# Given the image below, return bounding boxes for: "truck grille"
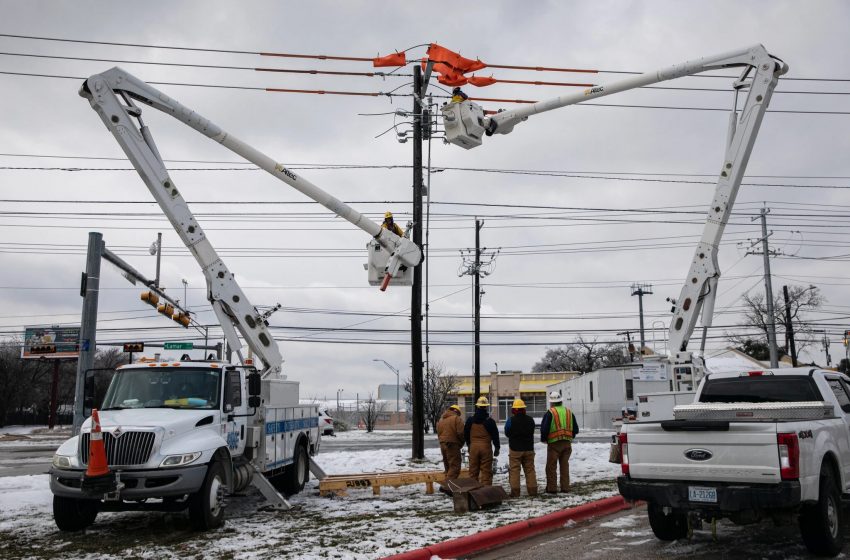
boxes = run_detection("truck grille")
[80,431,156,466]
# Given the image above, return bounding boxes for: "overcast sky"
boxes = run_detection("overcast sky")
[1,1,848,401]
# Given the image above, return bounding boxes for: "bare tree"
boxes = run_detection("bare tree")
[403,363,460,433]
[359,393,387,433]
[728,285,823,356]
[532,335,628,373]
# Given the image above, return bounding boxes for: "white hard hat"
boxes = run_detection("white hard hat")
[549,391,562,401]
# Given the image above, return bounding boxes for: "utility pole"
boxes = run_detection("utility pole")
[747,207,779,368]
[73,232,103,435]
[782,285,798,367]
[474,219,483,400]
[410,64,425,460]
[459,220,500,402]
[618,331,635,362]
[630,283,653,357]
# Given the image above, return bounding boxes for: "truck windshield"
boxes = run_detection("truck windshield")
[101,368,221,410]
[699,375,822,403]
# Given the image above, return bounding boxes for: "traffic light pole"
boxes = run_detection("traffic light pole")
[73,232,103,436]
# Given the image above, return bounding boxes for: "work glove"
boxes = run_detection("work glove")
[494,448,500,457]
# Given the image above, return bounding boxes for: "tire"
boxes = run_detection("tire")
[281,442,308,496]
[188,460,226,530]
[800,464,843,557]
[647,501,688,541]
[53,496,98,531]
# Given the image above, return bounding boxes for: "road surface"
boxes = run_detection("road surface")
[473,502,846,559]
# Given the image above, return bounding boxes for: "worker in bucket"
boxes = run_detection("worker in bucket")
[464,396,500,486]
[451,87,469,103]
[504,398,538,497]
[437,404,465,495]
[381,211,404,236]
[540,391,578,493]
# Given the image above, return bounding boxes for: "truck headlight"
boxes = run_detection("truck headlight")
[52,454,73,469]
[160,452,201,467]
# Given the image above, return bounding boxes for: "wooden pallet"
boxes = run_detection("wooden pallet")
[319,469,468,497]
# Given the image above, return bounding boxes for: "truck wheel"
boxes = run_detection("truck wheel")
[800,464,843,557]
[188,460,226,530]
[53,496,98,531]
[282,443,308,496]
[647,501,687,541]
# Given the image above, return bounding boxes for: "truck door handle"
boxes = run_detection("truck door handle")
[241,425,244,440]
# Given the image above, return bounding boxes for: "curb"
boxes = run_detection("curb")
[383,494,634,560]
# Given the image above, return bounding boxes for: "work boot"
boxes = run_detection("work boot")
[545,488,557,494]
[509,489,520,498]
[439,485,453,497]
[528,486,538,497]
[560,486,571,493]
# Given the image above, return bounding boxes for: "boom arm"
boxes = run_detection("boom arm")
[443,44,787,369]
[81,67,421,378]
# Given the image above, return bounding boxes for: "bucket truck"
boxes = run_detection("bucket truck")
[49,67,421,531]
[443,44,787,416]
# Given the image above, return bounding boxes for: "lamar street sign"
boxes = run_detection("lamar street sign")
[163,342,193,350]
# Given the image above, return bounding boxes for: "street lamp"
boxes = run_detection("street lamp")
[336,389,343,415]
[374,359,400,413]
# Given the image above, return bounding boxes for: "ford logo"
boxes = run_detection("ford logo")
[684,448,713,461]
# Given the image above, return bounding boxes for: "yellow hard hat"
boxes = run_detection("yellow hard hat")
[512,398,526,409]
[385,211,393,219]
[449,404,461,413]
[475,396,489,407]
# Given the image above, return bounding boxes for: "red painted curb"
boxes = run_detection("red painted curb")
[383,494,634,560]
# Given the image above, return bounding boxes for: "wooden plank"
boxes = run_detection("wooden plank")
[318,468,469,497]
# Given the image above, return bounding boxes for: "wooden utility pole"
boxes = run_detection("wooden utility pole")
[410,65,425,460]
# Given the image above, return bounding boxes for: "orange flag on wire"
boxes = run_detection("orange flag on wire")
[467,75,497,87]
[373,52,407,67]
[425,43,486,73]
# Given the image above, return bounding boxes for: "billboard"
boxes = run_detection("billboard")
[22,326,81,359]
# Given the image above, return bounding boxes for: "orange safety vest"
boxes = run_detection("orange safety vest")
[547,406,574,443]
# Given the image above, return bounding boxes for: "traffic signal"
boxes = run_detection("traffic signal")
[844,330,850,347]
[123,342,144,353]
[140,291,160,307]
[172,312,191,328]
[157,302,175,317]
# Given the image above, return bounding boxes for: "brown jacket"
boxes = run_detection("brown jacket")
[436,410,464,445]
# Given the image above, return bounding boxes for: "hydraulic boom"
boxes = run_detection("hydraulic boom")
[81,68,421,378]
[443,44,787,386]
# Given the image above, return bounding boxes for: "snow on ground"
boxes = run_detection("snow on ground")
[0,440,619,560]
[0,425,70,447]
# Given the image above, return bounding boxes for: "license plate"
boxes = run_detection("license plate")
[688,486,717,503]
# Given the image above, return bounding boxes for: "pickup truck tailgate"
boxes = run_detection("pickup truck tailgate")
[628,421,780,484]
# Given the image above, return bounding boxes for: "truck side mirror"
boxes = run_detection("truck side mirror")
[248,372,261,408]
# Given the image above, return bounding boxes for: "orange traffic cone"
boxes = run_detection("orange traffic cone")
[86,409,110,478]
[81,409,115,495]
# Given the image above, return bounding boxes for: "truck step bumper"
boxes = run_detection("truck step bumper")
[617,476,801,512]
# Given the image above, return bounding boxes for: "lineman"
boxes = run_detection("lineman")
[540,391,578,493]
[381,211,404,237]
[504,398,538,497]
[437,404,465,488]
[464,396,500,486]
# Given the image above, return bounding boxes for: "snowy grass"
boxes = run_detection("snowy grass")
[0,441,619,559]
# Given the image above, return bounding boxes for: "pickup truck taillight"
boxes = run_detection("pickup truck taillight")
[618,433,629,476]
[777,432,799,480]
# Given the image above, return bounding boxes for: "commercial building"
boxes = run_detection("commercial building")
[451,370,579,421]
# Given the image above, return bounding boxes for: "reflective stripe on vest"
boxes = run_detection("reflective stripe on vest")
[547,406,573,443]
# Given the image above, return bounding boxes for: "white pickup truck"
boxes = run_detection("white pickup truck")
[617,367,850,557]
